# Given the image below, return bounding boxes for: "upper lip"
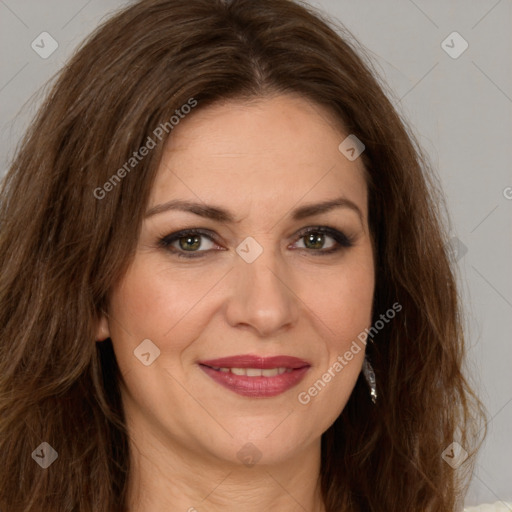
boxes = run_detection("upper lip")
[199,354,310,369]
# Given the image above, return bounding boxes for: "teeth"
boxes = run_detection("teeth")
[246,368,262,377]
[210,366,293,376]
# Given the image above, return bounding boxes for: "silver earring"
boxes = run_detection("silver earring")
[362,357,377,404]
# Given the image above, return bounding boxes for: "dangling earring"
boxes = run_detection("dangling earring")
[362,357,377,404]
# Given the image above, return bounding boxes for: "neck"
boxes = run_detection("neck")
[124,421,326,512]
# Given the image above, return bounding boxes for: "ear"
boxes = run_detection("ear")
[95,309,111,342]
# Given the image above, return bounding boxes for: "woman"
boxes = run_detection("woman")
[0,0,498,510]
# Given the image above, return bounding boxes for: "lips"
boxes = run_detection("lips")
[199,355,310,370]
[198,354,311,398]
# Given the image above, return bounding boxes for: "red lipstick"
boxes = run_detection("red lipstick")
[198,354,310,398]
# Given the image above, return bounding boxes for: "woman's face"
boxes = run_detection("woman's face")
[98,93,374,467]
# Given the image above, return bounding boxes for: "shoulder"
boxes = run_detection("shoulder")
[464,503,512,511]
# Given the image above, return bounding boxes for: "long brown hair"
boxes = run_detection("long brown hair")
[0,0,486,510]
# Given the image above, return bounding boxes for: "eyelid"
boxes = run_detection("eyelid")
[157,228,221,255]
[158,225,355,258]
[292,226,354,247]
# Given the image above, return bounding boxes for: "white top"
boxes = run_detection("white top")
[464,503,512,511]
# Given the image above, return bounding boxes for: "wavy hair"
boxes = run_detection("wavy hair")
[0,0,486,510]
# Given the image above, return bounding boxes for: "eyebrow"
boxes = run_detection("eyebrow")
[144,196,364,224]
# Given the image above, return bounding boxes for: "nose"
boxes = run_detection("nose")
[224,241,301,338]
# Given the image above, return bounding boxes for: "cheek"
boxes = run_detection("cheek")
[107,256,224,367]
[304,258,375,349]
[109,245,374,349]
[294,264,373,431]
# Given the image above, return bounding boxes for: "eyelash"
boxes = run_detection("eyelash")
[157,226,354,259]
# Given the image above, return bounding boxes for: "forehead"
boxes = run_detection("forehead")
[149,94,368,222]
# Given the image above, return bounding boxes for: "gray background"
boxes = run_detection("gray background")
[1,0,511,507]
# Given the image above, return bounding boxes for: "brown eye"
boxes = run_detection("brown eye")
[159,229,219,258]
[292,227,354,254]
[299,231,335,250]
[159,226,353,260]
[176,234,203,252]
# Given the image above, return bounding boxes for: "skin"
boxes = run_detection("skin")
[96,93,375,512]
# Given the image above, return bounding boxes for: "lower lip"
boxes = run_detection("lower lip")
[199,365,310,398]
